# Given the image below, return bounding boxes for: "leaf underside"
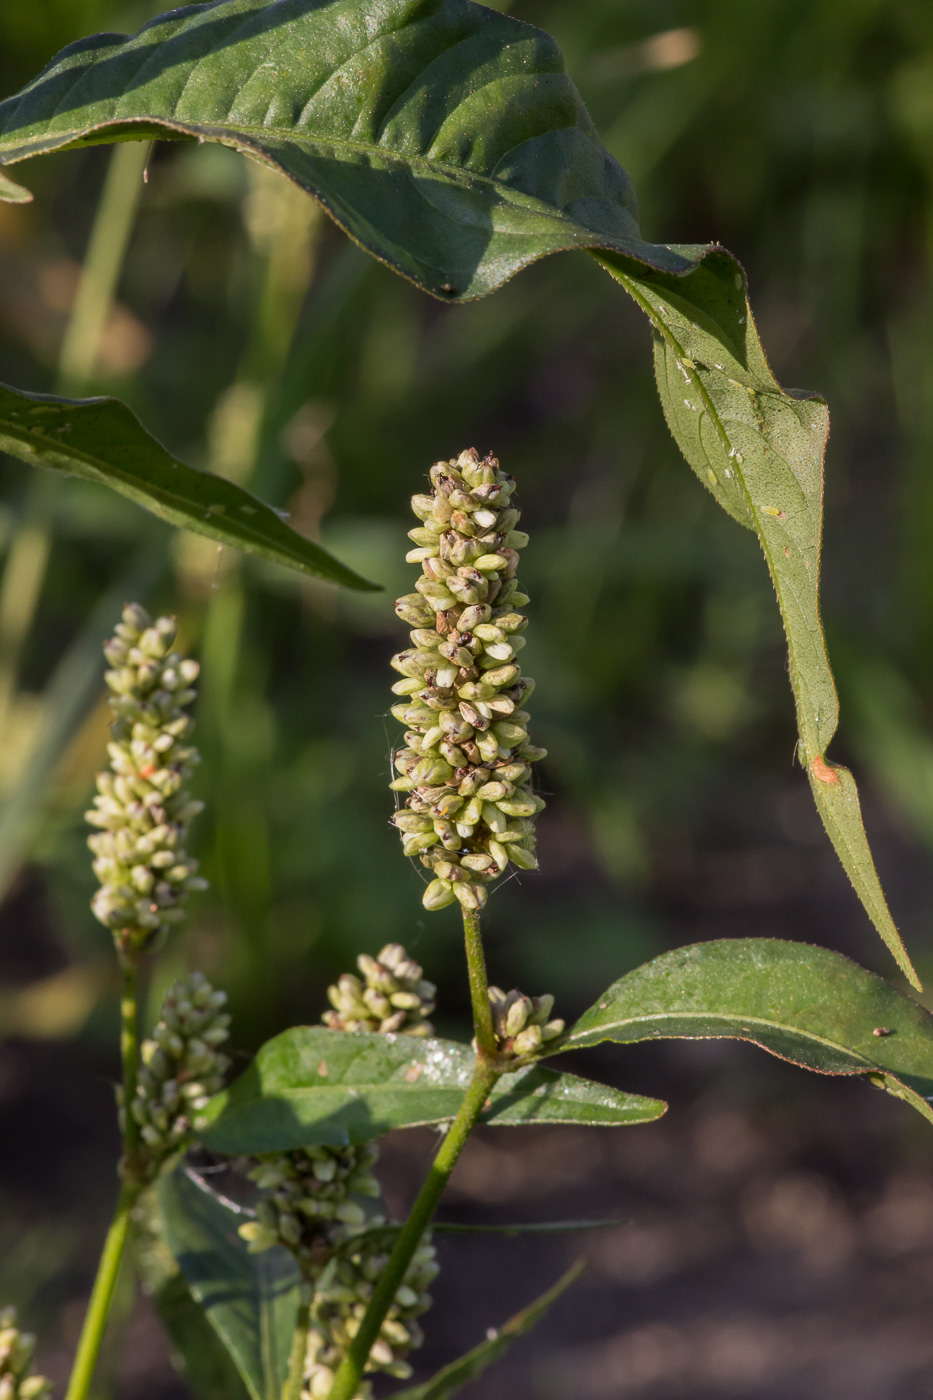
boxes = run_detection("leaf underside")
[198,1026,665,1155]
[0,0,915,979]
[389,1261,585,1400]
[0,383,377,590]
[158,1166,301,1400]
[562,939,933,1125]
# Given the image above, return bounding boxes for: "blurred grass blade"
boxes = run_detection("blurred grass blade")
[561,938,933,1125]
[389,1262,585,1400]
[0,552,162,901]
[198,1027,665,1154]
[0,383,378,589]
[594,250,919,988]
[0,168,31,201]
[158,1166,300,1400]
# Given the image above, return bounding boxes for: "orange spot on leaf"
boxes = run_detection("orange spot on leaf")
[404,1063,423,1083]
[810,754,839,785]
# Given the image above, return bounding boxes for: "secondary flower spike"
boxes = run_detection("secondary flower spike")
[86,604,206,953]
[390,449,545,911]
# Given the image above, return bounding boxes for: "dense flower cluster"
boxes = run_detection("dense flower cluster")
[0,1309,51,1400]
[238,1145,379,1273]
[390,449,545,912]
[487,986,564,1058]
[323,943,436,1036]
[305,1236,439,1398]
[86,604,205,952]
[132,972,231,1181]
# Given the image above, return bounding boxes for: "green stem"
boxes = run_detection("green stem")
[119,948,141,1160]
[461,905,497,1060]
[63,1182,139,1400]
[283,1281,313,1400]
[326,1061,498,1400]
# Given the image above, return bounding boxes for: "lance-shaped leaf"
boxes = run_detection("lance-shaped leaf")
[197,1027,665,1155]
[593,252,919,988]
[390,1262,584,1400]
[560,939,933,1125]
[0,383,376,589]
[0,0,912,977]
[158,1166,301,1400]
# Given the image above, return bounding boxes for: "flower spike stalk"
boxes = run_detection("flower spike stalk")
[390,449,545,913]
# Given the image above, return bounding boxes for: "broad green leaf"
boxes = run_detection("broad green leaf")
[561,939,933,1126]
[158,1165,301,1400]
[0,0,911,977]
[153,1272,252,1400]
[197,1027,665,1154]
[0,383,377,590]
[594,252,919,988]
[390,1262,584,1400]
[0,0,690,301]
[0,169,31,202]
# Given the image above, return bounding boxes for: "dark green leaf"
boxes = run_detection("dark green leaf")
[0,383,377,590]
[153,1271,252,1400]
[561,939,933,1125]
[0,0,909,975]
[594,252,919,988]
[158,1165,301,1400]
[197,1027,665,1154]
[0,0,688,301]
[389,1262,584,1400]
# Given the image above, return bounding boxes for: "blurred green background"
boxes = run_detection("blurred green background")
[2,1,933,1395]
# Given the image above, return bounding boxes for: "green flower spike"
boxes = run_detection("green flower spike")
[237,1145,380,1275]
[323,943,436,1037]
[486,986,565,1058]
[131,972,231,1182]
[390,448,546,912]
[0,1308,51,1400]
[86,603,206,953]
[305,1236,439,1397]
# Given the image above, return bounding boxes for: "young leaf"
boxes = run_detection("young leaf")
[197,1027,665,1155]
[389,1261,584,1400]
[560,939,933,1125]
[0,383,378,590]
[0,0,910,975]
[158,1165,301,1400]
[594,251,920,989]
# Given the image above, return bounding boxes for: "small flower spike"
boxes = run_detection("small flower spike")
[485,986,565,1058]
[87,604,205,953]
[0,1308,51,1400]
[323,944,436,1037]
[390,449,545,912]
[131,972,230,1182]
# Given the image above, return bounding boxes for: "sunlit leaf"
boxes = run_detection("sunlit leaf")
[197,1027,665,1154]
[158,1166,301,1400]
[560,939,933,1124]
[594,252,920,988]
[0,383,377,590]
[389,1262,584,1400]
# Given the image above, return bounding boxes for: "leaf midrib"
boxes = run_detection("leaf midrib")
[565,1008,886,1065]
